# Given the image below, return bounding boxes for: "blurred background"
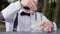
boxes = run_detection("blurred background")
[0,0,60,32]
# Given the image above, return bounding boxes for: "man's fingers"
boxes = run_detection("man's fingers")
[45,26,52,32]
[33,0,38,3]
[28,0,37,11]
[28,2,33,10]
[48,28,52,32]
[38,21,53,32]
[33,0,38,10]
[31,1,37,11]
[33,0,38,6]
[38,26,44,32]
[38,22,45,32]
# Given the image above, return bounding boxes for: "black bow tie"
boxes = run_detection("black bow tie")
[20,12,30,16]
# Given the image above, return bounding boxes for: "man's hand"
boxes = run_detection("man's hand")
[21,0,38,11]
[38,21,53,32]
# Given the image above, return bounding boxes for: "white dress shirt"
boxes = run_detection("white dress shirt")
[1,1,57,32]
